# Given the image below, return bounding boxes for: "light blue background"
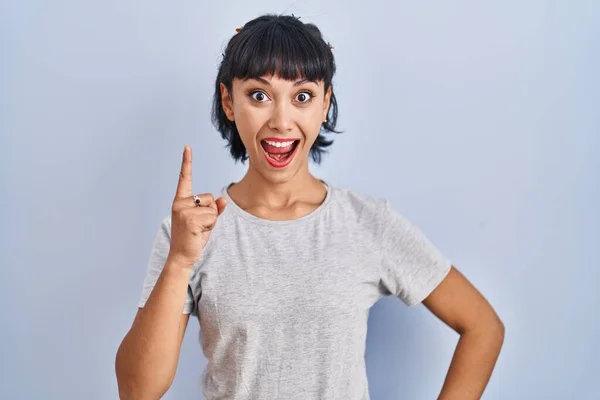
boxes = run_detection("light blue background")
[1,1,598,399]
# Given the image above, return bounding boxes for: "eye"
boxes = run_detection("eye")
[250,90,270,102]
[295,91,314,103]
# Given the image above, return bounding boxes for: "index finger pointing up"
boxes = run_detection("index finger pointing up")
[176,146,193,198]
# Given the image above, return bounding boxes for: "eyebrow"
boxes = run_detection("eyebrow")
[247,77,318,87]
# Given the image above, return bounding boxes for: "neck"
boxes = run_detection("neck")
[231,162,323,209]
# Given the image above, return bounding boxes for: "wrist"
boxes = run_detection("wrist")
[165,253,197,271]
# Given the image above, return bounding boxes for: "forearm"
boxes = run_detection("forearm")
[437,322,505,400]
[115,257,192,399]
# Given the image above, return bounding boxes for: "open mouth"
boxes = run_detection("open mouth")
[260,139,300,168]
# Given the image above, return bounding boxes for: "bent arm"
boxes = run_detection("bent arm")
[423,266,505,400]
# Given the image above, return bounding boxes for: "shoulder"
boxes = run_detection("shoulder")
[329,185,387,214]
[327,184,397,233]
[158,216,172,231]
[327,184,422,234]
[150,216,172,243]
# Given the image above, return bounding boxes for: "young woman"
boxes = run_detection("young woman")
[116,13,504,400]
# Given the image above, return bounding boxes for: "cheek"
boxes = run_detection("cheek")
[297,109,325,140]
[234,104,264,141]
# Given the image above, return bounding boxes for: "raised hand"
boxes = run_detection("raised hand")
[167,146,227,268]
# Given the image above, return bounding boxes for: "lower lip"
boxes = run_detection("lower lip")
[263,142,300,169]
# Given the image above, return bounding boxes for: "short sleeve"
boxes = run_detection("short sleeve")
[138,218,197,315]
[379,201,452,306]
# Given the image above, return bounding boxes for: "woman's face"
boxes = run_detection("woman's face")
[220,75,331,184]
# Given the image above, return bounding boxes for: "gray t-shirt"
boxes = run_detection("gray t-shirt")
[139,182,451,400]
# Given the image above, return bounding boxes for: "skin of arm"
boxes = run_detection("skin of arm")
[115,256,193,400]
[422,266,505,400]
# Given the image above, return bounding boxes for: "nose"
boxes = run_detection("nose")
[267,101,294,133]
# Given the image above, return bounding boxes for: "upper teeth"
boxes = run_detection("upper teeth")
[265,140,295,147]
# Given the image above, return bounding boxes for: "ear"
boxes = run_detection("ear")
[322,85,332,122]
[220,82,235,121]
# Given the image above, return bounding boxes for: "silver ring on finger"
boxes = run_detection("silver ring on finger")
[192,194,202,207]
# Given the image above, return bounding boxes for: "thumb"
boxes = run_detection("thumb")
[215,197,227,216]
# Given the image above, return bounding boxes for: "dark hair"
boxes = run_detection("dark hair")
[211,14,340,164]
